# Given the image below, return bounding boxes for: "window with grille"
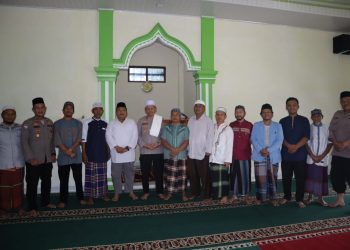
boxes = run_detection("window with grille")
[128,66,166,83]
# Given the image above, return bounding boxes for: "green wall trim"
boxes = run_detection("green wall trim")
[100,81,106,110]
[96,9,118,82]
[193,71,218,84]
[95,66,119,81]
[193,17,217,118]
[208,83,213,118]
[113,23,201,71]
[98,9,114,67]
[201,17,215,71]
[108,81,114,120]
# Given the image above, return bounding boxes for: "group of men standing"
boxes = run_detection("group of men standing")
[1,91,350,217]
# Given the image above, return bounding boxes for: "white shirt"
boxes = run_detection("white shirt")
[210,123,234,164]
[106,118,138,163]
[187,114,214,160]
[264,125,270,147]
[306,123,331,167]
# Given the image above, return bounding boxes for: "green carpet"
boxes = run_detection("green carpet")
[1,189,350,250]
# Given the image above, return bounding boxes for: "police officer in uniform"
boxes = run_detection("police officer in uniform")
[22,97,56,217]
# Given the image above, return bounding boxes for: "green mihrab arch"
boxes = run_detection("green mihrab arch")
[112,23,201,71]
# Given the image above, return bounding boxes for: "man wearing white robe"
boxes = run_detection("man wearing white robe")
[187,100,214,200]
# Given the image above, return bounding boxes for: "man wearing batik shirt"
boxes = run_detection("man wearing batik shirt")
[0,105,25,216]
[82,102,110,205]
[229,105,253,203]
[22,97,56,217]
[187,100,214,200]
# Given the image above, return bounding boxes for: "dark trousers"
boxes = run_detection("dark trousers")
[281,160,306,202]
[25,162,53,210]
[187,156,211,198]
[58,163,84,203]
[331,156,350,193]
[140,154,164,194]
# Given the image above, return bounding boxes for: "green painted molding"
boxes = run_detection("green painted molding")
[94,66,119,81]
[113,23,201,71]
[193,70,218,84]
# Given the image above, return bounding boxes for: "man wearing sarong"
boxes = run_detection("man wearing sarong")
[209,107,233,203]
[82,102,110,205]
[304,109,332,206]
[251,104,284,206]
[328,91,350,208]
[54,101,86,208]
[0,106,25,216]
[229,105,253,203]
[106,102,138,202]
[187,100,214,200]
[161,108,189,201]
[137,100,164,200]
[22,97,56,217]
[279,97,310,208]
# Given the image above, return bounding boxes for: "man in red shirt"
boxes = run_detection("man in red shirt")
[229,105,253,203]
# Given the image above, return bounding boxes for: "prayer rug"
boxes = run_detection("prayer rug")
[1,192,350,249]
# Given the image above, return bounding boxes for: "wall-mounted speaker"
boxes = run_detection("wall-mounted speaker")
[333,34,350,55]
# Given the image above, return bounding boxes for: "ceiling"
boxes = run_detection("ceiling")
[1,0,350,32]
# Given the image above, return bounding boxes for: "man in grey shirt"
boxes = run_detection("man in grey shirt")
[329,91,350,207]
[22,97,56,217]
[54,101,86,208]
[137,100,164,200]
[0,105,25,216]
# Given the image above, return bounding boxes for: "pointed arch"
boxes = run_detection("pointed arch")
[112,23,201,71]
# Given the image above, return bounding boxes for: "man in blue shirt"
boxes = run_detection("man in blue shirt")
[279,97,310,208]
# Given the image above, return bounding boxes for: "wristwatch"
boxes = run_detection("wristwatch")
[125,146,130,151]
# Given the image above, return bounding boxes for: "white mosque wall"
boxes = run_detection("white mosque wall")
[1,6,350,191]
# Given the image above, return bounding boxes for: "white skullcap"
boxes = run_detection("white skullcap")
[194,100,206,106]
[216,107,227,114]
[2,105,16,112]
[92,102,103,109]
[145,99,156,107]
